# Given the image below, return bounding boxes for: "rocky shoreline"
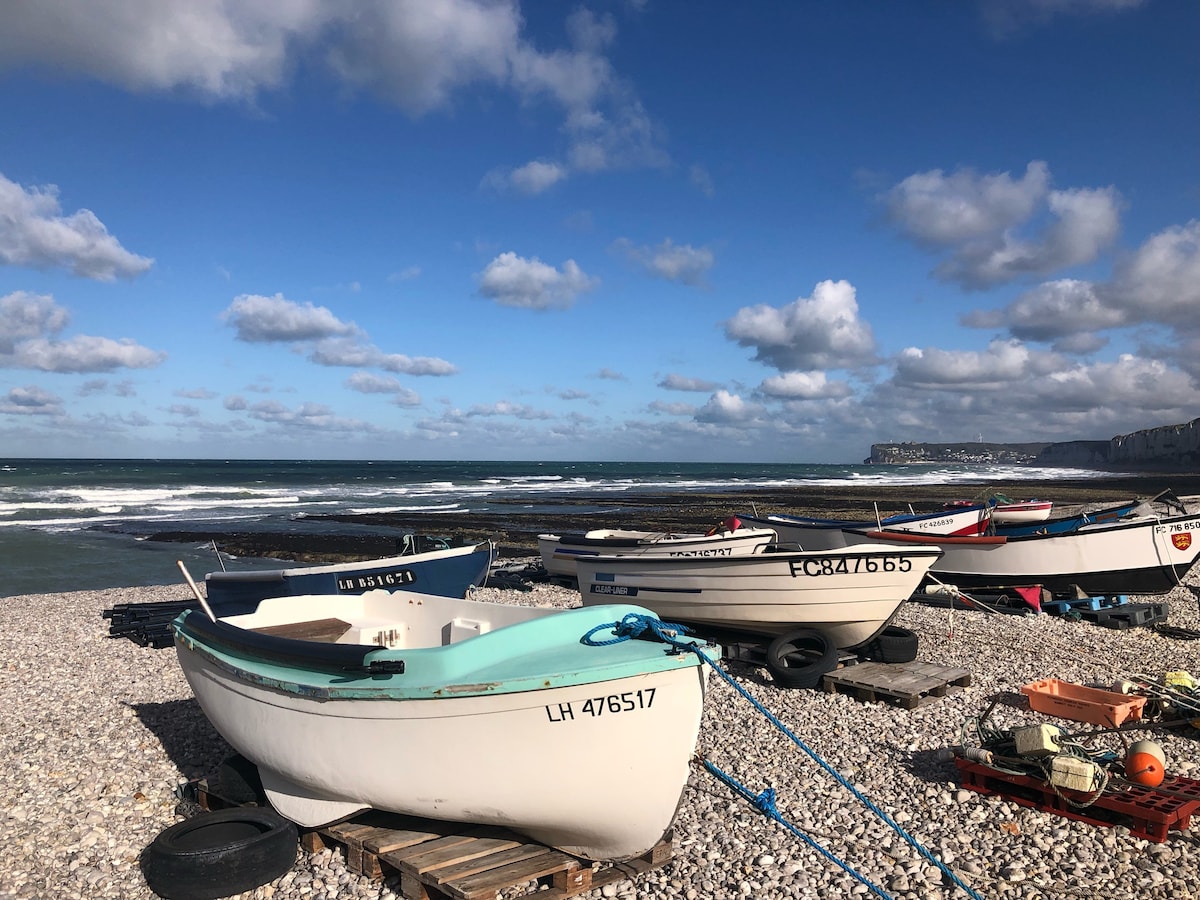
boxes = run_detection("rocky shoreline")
[5,569,1200,899]
[139,473,1200,563]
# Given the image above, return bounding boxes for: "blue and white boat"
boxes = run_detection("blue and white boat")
[203,540,495,616]
[173,590,715,862]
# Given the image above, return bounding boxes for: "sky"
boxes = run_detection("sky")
[0,0,1197,464]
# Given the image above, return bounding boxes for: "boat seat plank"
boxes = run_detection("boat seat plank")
[250,618,352,643]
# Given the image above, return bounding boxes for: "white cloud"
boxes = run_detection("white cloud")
[759,371,854,400]
[695,390,756,424]
[724,280,877,371]
[0,291,69,352]
[689,164,714,197]
[484,160,568,195]
[882,162,1120,288]
[0,4,668,181]
[174,387,217,400]
[312,338,457,376]
[0,173,153,280]
[615,238,714,286]
[659,373,721,392]
[893,339,1061,390]
[478,252,598,310]
[960,221,1200,348]
[223,293,361,343]
[345,371,421,407]
[466,400,554,420]
[10,335,166,373]
[0,384,63,416]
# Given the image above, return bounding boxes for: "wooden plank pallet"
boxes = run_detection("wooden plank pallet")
[954,758,1200,843]
[195,780,671,900]
[822,660,972,709]
[301,812,673,900]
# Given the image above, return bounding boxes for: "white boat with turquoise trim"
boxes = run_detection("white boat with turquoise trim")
[172,590,716,862]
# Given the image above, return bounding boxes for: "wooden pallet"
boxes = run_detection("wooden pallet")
[300,812,672,900]
[822,660,972,708]
[195,780,671,899]
[954,758,1200,843]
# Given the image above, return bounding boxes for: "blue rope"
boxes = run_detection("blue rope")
[703,764,893,900]
[580,611,694,646]
[581,614,983,900]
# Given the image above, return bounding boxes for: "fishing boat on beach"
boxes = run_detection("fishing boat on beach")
[202,540,495,616]
[737,503,990,551]
[173,590,716,861]
[574,543,943,648]
[847,497,1200,596]
[537,516,777,581]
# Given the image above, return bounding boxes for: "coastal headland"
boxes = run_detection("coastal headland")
[144,472,1200,563]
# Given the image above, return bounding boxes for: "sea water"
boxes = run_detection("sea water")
[0,458,1110,597]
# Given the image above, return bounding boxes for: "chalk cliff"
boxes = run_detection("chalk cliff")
[867,418,1200,471]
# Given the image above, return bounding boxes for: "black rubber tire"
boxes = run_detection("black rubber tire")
[764,628,839,689]
[140,807,298,900]
[214,753,266,806]
[861,626,919,663]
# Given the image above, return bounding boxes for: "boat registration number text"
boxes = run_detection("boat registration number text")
[789,556,912,577]
[545,688,656,722]
[666,547,732,557]
[337,569,416,591]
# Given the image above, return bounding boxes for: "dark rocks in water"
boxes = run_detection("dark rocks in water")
[124,474,1200,565]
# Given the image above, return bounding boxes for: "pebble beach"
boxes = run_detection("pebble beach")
[5,560,1200,900]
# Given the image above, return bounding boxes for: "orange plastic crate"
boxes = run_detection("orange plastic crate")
[1020,677,1146,727]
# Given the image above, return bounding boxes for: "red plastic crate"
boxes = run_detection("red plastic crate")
[954,757,1200,842]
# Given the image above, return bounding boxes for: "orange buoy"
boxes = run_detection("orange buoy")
[1125,740,1166,787]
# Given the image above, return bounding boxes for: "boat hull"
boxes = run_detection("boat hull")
[174,597,711,862]
[537,527,777,580]
[204,542,494,616]
[851,510,1200,596]
[741,505,987,552]
[575,545,943,647]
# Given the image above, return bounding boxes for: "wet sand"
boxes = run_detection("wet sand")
[144,472,1200,562]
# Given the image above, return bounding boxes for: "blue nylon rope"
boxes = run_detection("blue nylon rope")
[582,613,984,900]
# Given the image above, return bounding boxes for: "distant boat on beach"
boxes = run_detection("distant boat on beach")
[537,517,777,581]
[849,493,1200,596]
[202,540,495,616]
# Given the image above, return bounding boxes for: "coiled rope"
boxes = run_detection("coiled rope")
[581,613,984,900]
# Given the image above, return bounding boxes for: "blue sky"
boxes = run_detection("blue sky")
[0,0,1196,463]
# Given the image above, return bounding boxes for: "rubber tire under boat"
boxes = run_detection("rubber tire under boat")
[860,626,920,664]
[764,628,839,689]
[214,753,267,806]
[140,807,298,900]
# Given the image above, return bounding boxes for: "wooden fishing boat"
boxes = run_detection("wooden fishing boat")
[847,502,1200,596]
[538,517,777,580]
[987,493,1157,537]
[574,543,943,648]
[737,503,989,551]
[203,540,495,616]
[173,590,716,862]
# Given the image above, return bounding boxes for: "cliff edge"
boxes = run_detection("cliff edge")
[868,417,1200,471]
